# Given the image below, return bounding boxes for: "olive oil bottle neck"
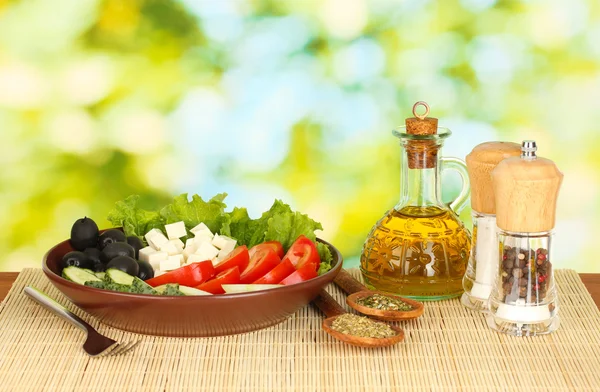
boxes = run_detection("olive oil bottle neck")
[396,150,443,212]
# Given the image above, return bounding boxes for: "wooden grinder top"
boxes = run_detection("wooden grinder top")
[405,101,438,169]
[491,141,563,233]
[466,142,522,214]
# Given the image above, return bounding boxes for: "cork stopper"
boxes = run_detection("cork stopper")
[404,102,439,169]
[466,141,521,214]
[405,101,438,135]
[492,141,563,233]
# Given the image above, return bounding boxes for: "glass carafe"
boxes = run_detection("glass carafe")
[360,102,471,301]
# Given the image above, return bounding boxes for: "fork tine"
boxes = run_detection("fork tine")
[110,340,139,357]
[106,342,129,356]
[119,340,141,355]
[97,343,119,358]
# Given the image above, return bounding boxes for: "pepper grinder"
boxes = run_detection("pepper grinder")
[461,142,521,311]
[486,141,563,336]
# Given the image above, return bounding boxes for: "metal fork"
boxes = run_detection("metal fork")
[24,286,140,357]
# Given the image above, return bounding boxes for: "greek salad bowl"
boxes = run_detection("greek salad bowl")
[42,232,342,338]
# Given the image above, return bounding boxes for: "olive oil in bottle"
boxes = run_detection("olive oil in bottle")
[361,206,470,300]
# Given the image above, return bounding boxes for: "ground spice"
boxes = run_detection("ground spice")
[356,293,413,311]
[330,314,396,339]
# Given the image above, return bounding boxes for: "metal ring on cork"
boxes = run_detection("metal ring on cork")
[412,101,430,120]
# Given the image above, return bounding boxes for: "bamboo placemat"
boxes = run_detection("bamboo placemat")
[1,269,600,391]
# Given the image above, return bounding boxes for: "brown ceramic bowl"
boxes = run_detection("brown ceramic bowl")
[42,232,342,337]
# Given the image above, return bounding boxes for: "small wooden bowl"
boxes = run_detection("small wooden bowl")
[346,290,425,321]
[322,315,405,348]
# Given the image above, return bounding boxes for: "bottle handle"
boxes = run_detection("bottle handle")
[440,157,470,215]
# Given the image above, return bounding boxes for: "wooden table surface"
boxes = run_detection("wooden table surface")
[1,272,599,309]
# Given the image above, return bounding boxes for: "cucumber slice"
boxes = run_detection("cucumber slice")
[221,284,282,294]
[82,268,95,276]
[178,286,212,296]
[102,268,136,292]
[105,268,135,286]
[130,278,157,295]
[154,284,185,296]
[94,272,106,280]
[62,266,102,285]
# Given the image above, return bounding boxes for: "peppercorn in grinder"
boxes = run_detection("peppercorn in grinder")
[486,141,563,336]
[461,142,521,311]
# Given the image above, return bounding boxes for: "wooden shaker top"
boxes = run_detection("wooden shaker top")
[491,151,563,233]
[466,142,521,214]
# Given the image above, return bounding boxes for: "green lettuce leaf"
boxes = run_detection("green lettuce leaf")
[246,200,292,248]
[107,195,165,239]
[159,193,227,234]
[220,207,255,244]
[263,210,323,250]
[316,242,333,274]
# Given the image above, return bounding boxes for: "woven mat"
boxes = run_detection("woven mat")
[1,269,600,392]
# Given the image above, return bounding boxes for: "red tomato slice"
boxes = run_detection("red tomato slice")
[214,245,249,274]
[145,260,215,287]
[253,259,295,284]
[249,241,284,259]
[282,235,320,270]
[280,263,318,285]
[239,248,280,284]
[196,267,240,294]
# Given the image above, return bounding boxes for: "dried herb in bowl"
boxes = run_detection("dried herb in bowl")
[331,314,396,339]
[356,293,413,311]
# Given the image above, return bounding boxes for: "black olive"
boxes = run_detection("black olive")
[126,236,144,259]
[91,260,106,273]
[84,247,107,264]
[61,251,93,270]
[137,261,154,280]
[103,242,135,261]
[106,255,139,276]
[70,217,99,251]
[98,229,126,249]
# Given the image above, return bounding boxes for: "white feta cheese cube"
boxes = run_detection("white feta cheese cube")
[165,221,187,240]
[217,246,235,261]
[169,238,184,252]
[160,255,183,271]
[195,242,219,260]
[145,228,162,239]
[212,234,237,251]
[190,222,213,237]
[193,232,214,245]
[186,253,209,264]
[147,251,168,264]
[154,270,166,277]
[183,246,196,261]
[138,246,157,263]
[185,238,197,250]
[159,241,180,256]
[147,230,169,250]
[150,259,162,271]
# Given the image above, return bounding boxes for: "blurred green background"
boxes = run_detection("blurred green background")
[0,0,598,272]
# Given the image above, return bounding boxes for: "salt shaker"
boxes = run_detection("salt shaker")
[461,142,521,311]
[486,141,563,336]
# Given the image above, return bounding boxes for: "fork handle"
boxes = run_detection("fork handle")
[24,286,93,335]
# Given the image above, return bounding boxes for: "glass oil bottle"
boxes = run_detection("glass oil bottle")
[487,141,562,336]
[461,142,521,311]
[360,102,472,301]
